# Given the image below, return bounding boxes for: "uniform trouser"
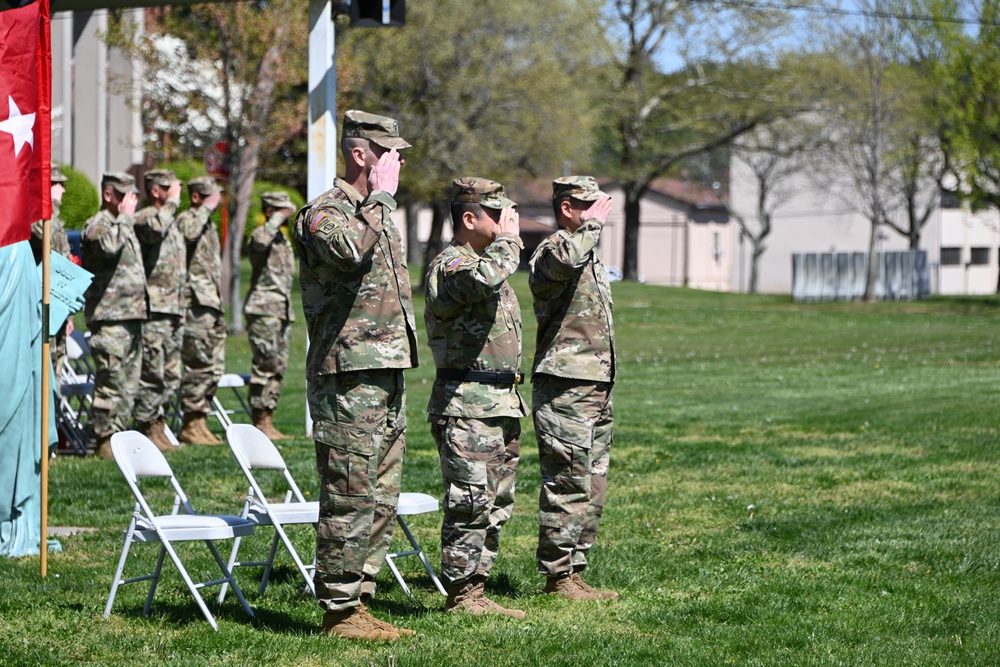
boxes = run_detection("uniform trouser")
[430,414,522,586]
[134,313,183,424]
[309,369,406,612]
[89,320,143,440]
[533,374,613,577]
[246,314,291,412]
[181,305,226,415]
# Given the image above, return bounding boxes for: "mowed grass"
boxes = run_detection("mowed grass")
[3,268,1000,666]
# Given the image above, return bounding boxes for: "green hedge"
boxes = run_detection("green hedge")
[58,164,99,230]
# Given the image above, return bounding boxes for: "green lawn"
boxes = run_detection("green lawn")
[4,272,1000,666]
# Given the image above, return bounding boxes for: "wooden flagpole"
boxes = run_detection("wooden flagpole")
[40,218,51,577]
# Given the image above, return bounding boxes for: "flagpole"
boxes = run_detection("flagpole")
[40,217,51,577]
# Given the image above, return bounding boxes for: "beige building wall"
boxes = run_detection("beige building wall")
[729,156,950,294]
[938,207,1000,295]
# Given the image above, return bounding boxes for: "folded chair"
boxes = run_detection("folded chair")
[219,424,319,602]
[104,431,256,631]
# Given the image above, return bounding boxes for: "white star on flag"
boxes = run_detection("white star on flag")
[0,95,36,158]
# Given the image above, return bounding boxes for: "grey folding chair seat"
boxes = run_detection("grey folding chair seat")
[104,431,256,631]
[220,424,318,602]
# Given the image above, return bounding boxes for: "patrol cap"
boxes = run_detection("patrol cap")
[101,171,138,194]
[188,176,222,196]
[342,110,411,150]
[50,164,68,184]
[144,169,178,189]
[552,175,607,202]
[261,191,293,209]
[451,177,516,210]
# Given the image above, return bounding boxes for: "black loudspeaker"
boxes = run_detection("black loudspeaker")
[350,0,404,27]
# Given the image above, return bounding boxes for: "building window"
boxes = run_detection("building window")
[941,247,962,266]
[970,247,991,265]
[940,188,961,209]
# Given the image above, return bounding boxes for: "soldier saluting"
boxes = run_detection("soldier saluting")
[424,178,527,620]
[293,110,418,642]
[529,176,618,601]
[244,191,298,440]
[81,172,144,459]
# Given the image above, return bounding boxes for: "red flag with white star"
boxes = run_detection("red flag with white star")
[0,0,51,249]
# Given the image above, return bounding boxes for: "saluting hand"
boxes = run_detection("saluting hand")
[493,206,520,240]
[167,181,182,201]
[120,192,138,217]
[203,191,223,212]
[582,196,613,225]
[368,148,401,197]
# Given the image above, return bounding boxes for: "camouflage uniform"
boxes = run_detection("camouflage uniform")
[133,170,184,426]
[292,110,417,613]
[530,176,616,578]
[178,177,227,417]
[425,178,527,587]
[244,194,296,413]
[81,172,147,441]
[30,165,73,378]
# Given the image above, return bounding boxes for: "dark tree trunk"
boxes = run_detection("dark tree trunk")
[750,242,765,295]
[863,221,880,302]
[406,201,421,265]
[420,198,448,289]
[622,183,642,281]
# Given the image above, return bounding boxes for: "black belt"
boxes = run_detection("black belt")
[436,369,524,385]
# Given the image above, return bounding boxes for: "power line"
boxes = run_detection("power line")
[689,0,997,27]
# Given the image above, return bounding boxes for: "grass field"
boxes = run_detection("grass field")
[3,270,1000,666]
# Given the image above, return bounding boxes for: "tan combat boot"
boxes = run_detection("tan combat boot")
[444,577,526,619]
[571,573,619,600]
[178,413,221,445]
[544,573,607,601]
[253,409,289,440]
[93,436,113,460]
[139,419,174,453]
[322,604,409,641]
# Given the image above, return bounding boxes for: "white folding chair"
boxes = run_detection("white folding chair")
[212,373,253,429]
[387,493,447,596]
[104,431,256,631]
[220,424,319,602]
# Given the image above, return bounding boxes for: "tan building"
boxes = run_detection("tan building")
[729,155,1000,296]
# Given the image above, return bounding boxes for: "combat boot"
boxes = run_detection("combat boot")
[444,577,526,619]
[544,574,593,600]
[322,604,407,641]
[178,413,221,445]
[253,409,289,440]
[93,436,113,460]
[138,419,174,453]
[571,573,619,600]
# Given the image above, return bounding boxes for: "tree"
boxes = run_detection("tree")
[808,0,916,300]
[600,0,794,281]
[337,0,607,278]
[933,1,1000,212]
[729,118,821,294]
[107,2,307,331]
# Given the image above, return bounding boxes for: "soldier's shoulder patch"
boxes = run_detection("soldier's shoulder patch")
[445,255,474,273]
[84,221,105,240]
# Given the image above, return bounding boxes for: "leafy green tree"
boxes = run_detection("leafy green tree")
[599,0,794,281]
[338,0,607,276]
[932,1,1000,213]
[58,165,98,230]
[107,2,307,331]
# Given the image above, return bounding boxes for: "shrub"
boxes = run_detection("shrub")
[58,165,99,230]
